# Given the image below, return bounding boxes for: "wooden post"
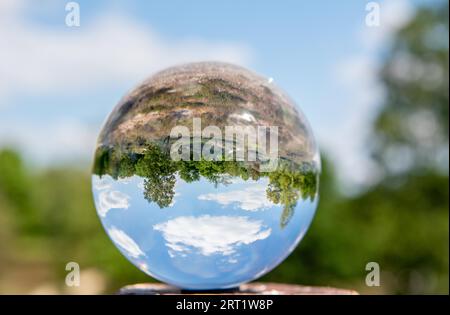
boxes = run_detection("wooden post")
[118,282,358,295]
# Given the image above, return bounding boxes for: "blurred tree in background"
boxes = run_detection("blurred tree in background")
[263,2,449,294]
[373,2,448,178]
[0,2,448,294]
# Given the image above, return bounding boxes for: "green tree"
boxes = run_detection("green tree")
[373,2,448,179]
[263,2,448,294]
[136,144,177,208]
[366,2,449,293]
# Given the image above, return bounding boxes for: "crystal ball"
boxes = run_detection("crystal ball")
[91,62,320,290]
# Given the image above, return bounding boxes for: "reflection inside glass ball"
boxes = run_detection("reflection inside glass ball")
[91,62,320,290]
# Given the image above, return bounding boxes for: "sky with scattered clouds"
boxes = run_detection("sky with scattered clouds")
[0,0,423,190]
[90,172,318,285]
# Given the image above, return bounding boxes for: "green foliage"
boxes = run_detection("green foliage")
[266,164,316,228]
[93,142,319,226]
[373,2,448,178]
[262,2,449,294]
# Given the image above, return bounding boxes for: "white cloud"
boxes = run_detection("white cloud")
[168,193,180,207]
[198,185,273,211]
[97,189,130,217]
[329,56,384,188]
[108,226,145,259]
[92,175,112,191]
[153,215,271,256]
[0,0,251,102]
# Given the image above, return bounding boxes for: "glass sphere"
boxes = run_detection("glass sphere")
[92,62,320,290]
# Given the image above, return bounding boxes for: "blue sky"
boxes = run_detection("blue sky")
[93,174,317,288]
[0,0,423,190]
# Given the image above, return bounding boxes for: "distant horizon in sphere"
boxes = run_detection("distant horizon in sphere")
[91,62,320,290]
